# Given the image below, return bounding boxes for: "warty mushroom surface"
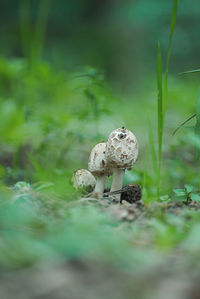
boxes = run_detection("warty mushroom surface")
[105,127,138,200]
[88,142,111,198]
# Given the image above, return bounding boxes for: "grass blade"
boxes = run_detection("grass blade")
[179,69,200,75]
[163,0,179,115]
[148,119,158,175]
[156,42,163,198]
[155,0,179,199]
[157,42,163,167]
[172,114,196,136]
[141,146,149,204]
[194,90,200,160]
[195,90,200,122]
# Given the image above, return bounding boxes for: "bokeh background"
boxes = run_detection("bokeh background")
[1,0,200,87]
[0,0,199,194]
[0,0,200,197]
[1,1,200,298]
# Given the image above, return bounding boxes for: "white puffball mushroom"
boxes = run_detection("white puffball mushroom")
[72,169,96,194]
[105,127,138,200]
[88,142,111,198]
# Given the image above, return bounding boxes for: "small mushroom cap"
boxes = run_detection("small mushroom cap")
[72,169,96,192]
[88,142,112,176]
[105,127,138,169]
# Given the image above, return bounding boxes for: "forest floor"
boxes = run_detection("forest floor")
[1,187,200,299]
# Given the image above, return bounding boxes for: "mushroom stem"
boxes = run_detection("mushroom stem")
[110,169,125,200]
[93,175,106,198]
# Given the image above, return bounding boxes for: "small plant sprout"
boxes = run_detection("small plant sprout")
[72,169,96,194]
[173,184,200,204]
[105,127,138,201]
[88,142,111,198]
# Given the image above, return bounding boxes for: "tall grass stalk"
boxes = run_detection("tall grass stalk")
[156,43,163,197]
[148,0,179,199]
[163,0,179,115]
[157,42,163,167]
[195,91,200,162]
[179,69,200,75]
[148,120,158,176]
[141,146,149,204]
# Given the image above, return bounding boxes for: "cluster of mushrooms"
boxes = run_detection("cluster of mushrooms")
[72,127,139,202]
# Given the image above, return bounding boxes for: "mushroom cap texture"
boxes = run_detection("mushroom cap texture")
[88,142,111,176]
[72,169,96,192]
[105,127,138,169]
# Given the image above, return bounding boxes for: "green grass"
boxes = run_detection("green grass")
[1,0,200,297]
[0,51,199,272]
[152,0,179,199]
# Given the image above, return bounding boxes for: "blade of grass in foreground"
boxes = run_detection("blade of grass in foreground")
[155,0,179,198]
[163,0,179,115]
[148,119,158,176]
[195,90,200,161]
[179,69,200,75]
[172,114,196,136]
[157,42,163,169]
[141,146,149,204]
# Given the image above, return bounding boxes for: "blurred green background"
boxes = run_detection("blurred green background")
[1,0,200,87]
[0,0,199,194]
[1,2,200,298]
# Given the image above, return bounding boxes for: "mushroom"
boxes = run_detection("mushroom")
[105,127,138,200]
[88,142,111,198]
[72,169,96,194]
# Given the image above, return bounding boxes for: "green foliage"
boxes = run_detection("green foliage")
[173,184,200,202]
[148,0,178,199]
[157,42,163,169]
[163,0,179,115]
[1,1,200,293]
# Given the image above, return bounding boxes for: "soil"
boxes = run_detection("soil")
[78,184,200,222]
[2,187,200,298]
[0,258,200,299]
